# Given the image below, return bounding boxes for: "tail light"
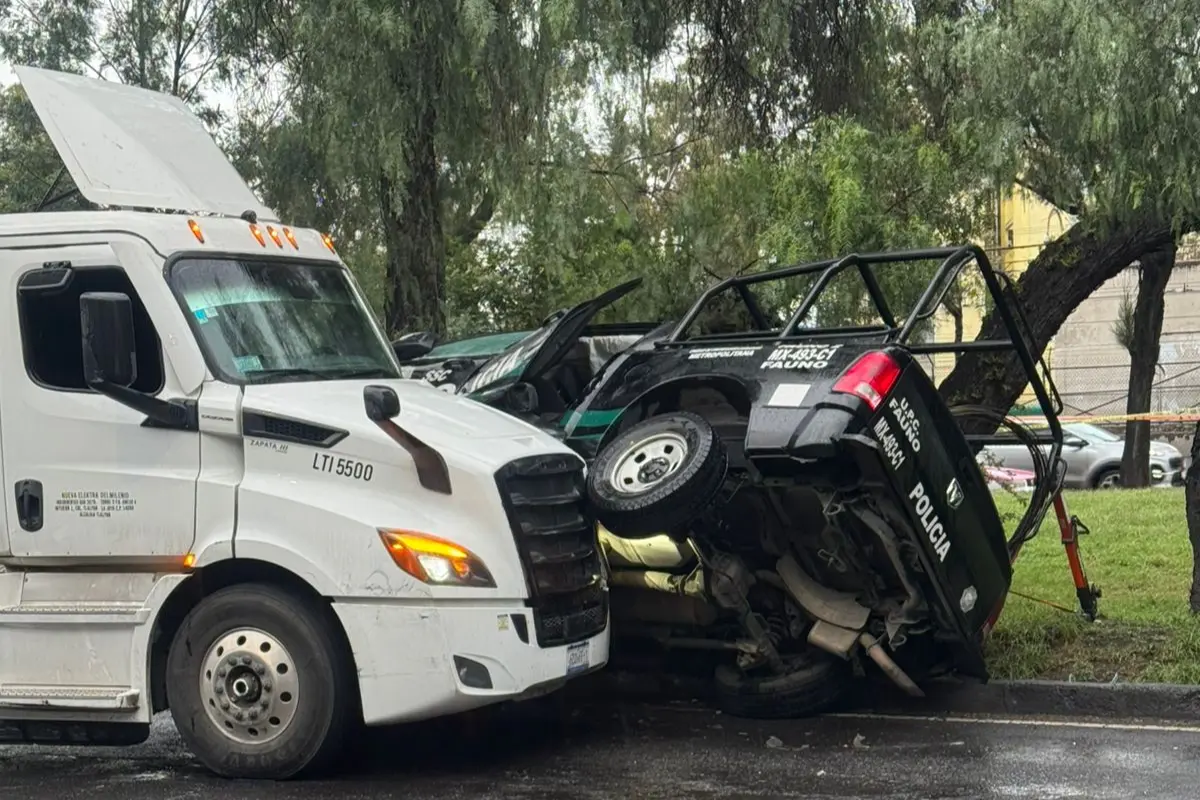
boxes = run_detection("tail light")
[832,351,901,410]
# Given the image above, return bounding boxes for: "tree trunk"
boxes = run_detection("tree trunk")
[938,213,1176,416]
[1188,428,1200,611]
[1120,244,1175,487]
[378,91,445,337]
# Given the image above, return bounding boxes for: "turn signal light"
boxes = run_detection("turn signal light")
[832,351,901,411]
[378,529,495,588]
[187,219,205,243]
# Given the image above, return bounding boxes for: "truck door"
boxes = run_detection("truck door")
[0,244,199,561]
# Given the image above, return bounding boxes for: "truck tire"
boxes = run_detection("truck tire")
[588,411,728,538]
[713,651,849,719]
[166,583,356,780]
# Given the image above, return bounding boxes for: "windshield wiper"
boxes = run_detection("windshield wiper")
[243,366,397,383]
[327,368,397,380]
[243,367,328,383]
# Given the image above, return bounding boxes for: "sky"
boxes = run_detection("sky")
[0,30,686,239]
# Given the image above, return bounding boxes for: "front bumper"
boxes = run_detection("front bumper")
[334,599,610,726]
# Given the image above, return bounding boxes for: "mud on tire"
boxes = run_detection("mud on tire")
[713,651,850,719]
[166,583,357,780]
[588,411,728,538]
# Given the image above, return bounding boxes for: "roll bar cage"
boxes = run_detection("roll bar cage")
[660,245,1064,453]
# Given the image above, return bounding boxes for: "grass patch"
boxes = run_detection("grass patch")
[987,488,1200,684]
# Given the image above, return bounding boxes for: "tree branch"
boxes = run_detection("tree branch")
[449,191,496,246]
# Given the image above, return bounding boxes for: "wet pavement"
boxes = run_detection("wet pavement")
[0,700,1198,799]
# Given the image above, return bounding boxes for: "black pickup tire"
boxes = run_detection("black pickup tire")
[588,411,728,538]
[713,651,850,719]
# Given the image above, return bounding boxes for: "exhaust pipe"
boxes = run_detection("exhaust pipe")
[772,555,926,698]
[858,632,924,698]
[806,623,926,698]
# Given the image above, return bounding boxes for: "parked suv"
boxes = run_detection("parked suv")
[979,422,1185,488]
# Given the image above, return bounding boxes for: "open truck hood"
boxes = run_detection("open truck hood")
[459,278,643,397]
[16,65,277,221]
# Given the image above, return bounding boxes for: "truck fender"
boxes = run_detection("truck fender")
[229,537,344,597]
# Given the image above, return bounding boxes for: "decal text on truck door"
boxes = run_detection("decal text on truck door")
[55,490,136,518]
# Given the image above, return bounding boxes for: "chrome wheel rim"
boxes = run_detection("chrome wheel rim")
[610,431,690,494]
[199,627,300,746]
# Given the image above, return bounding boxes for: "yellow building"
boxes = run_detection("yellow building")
[930,184,1075,406]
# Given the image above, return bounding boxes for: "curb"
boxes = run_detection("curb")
[867,677,1200,722]
[579,670,1200,723]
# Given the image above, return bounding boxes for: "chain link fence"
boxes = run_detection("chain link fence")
[1052,337,1200,417]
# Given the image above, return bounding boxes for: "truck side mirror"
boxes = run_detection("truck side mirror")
[80,291,137,389]
[363,384,401,421]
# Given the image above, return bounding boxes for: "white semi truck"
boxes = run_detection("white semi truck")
[0,66,609,779]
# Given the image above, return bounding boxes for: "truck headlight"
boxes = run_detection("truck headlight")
[377,529,496,588]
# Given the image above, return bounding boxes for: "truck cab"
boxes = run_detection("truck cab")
[0,66,608,779]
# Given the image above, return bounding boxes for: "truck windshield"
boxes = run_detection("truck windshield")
[168,257,400,384]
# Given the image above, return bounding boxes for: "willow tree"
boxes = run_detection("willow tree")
[221,0,894,336]
[936,0,1200,412]
[923,0,1200,609]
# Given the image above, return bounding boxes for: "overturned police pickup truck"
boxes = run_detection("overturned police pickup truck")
[574,248,1079,717]
[436,247,1085,718]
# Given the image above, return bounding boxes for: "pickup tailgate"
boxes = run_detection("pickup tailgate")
[741,344,1012,677]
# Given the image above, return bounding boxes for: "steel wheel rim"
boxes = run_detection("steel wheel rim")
[610,431,690,494]
[199,627,301,746]
[1098,472,1121,489]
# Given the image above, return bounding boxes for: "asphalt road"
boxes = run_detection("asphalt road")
[0,700,1198,799]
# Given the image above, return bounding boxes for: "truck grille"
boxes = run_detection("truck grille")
[495,454,607,648]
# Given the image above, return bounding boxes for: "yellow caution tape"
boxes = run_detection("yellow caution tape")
[1018,412,1200,424]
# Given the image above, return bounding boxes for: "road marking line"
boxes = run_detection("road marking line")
[827,712,1200,734]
